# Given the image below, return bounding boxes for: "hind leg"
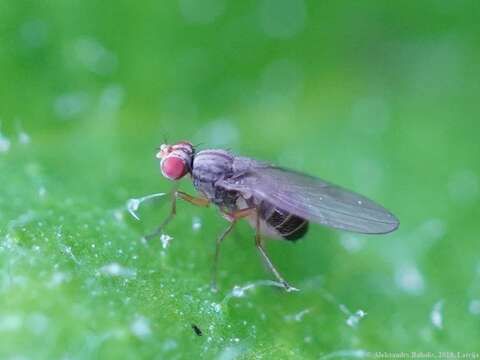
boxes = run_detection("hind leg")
[254,211,297,292]
[211,207,256,291]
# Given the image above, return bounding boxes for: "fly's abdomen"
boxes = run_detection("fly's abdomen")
[260,202,309,241]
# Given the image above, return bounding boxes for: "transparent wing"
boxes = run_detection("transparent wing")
[222,158,399,234]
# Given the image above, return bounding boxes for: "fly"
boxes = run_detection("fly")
[191,323,203,336]
[147,141,399,292]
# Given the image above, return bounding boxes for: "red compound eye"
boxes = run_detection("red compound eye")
[161,156,187,180]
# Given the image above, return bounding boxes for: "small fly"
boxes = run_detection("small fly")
[147,141,399,292]
[191,323,203,336]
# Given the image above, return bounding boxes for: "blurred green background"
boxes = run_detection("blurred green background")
[1,0,479,359]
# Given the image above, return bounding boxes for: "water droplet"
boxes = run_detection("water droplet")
[339,234,365,253]
[395,264,425,295]
[99,262,136,278]
[0,314,23,332]
[26,313,49,335]
[284,308,311,322]
[73,37,117,75]
[18,131,31,145]
[99,84,125,113]
[192,216,202,231]
[346,310,367,328]
[448,170,479,205]
[54,92,90,119]
[47,272,70,288]
[130,315,151,339]
[211,302,222,313]
[468,299,480,315]
[430,301,444,329]
[0,131,11,153]
[160,234,174,249]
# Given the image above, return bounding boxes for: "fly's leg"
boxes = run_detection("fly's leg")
[143,193,177,241]
[211,207,256,292]
[211,221,236,292]
[254,211,295,292]
[144,190,209,241]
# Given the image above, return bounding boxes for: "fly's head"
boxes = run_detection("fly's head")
[156,141,194,181]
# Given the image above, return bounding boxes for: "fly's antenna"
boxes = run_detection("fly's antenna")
[193,142,205,150]
[188,145,196,172]
[157,126,169,145]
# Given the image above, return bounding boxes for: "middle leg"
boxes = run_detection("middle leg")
[211,207,256,291]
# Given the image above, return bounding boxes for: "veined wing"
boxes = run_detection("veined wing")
[221,158,399,234]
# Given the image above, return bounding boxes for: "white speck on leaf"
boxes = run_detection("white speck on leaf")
[192,216,202,231]
[316,287,367,328]
[431,300,444,329]
[162,339,178,352]
[18,131,31,145]
[160,234,173,249]
[60,244,80,265]
[284,308,311,322]
[99,262,136,278]
[346,310,368,328]
[211,302,222,313]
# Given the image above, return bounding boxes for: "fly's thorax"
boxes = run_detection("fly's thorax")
[192,149,235,203]
[192,150,234,183]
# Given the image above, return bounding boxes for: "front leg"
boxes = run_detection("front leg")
[144,190,210,241]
